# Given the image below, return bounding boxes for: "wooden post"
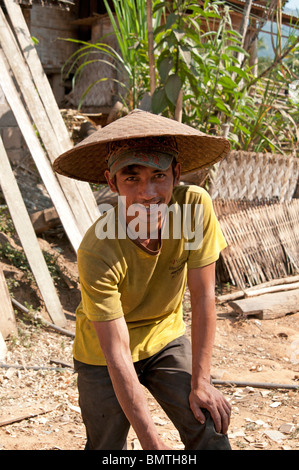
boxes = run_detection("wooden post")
[0,267,17,339]
[0,330,7,361]
[0,136,67,327]
[0,50,82,252]
[3,0,99,224]
[0,7,99,233]
[3,0,71,151]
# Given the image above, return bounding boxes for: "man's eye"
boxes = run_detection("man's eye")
[155,173,166,178]
[126,176,138,181]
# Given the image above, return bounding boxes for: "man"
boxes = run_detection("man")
[53,109,232,450]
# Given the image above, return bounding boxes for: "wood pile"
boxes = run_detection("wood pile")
[0,2,99,331]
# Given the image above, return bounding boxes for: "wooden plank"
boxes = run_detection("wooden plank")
[0,136,67,327]
[0,331,7,361]
[3,0,99,224]
[0,407,57,428]
[0,267,17,339]
[217,274,299,303]
[0,7,98,234]
[3,0,71,150]
[245,282,299,298]
[229,289,299,320]
[0,50,82,252]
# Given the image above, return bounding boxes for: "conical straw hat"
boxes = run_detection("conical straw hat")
[53,109,230,184]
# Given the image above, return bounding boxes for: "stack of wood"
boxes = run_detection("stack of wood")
[217,275,299,320]
[0,1,99,333]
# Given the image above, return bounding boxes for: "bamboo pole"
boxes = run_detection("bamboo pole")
[213,379,299,391]
[146,0,156,97]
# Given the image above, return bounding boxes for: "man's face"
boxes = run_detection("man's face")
[104,162,181,230]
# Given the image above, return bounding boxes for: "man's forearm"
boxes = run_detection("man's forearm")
[92,318,168,450]
[190,294,216,387]
[107,357,165,449]
[187,264,231,433]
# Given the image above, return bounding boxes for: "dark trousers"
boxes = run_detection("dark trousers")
[73,336,231,450]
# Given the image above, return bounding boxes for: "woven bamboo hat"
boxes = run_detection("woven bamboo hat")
[53,109,230,184]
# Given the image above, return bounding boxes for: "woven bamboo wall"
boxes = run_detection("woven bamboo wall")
[214,199,299,289]
[209,150,299,202]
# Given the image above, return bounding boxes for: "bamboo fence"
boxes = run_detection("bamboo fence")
[210,150,299,202]
[214,199,299,289]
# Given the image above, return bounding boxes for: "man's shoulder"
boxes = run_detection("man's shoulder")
[173,184,211,204]
[78,207,120,254]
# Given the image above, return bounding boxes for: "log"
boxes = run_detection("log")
[0,267,17,339]
[0,331,7,362]
[217,275,299,303]
[229,288,299,319]
[0,136,66,327]
[0,7,99,237]
[0,49,82,252]
[245,282,299,298]
[212,379,299,391]
[11,298,75,338]
[0,407,58,428]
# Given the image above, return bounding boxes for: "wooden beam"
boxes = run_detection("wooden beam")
[0,267,17,339]
[0,6,99,234]
[3,0,71,151]
[3,0,99,224]
[0,330,7,361]
[0,50,82,252]
[229,289,299,320]
[0,136,66,327]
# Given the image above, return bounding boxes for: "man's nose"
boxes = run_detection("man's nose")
[138,180,157,200]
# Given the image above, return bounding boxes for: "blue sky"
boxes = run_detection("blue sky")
[284,0,298,13]
[258,0,298,57]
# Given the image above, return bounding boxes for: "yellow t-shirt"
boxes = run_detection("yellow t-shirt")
[73,185,227,365]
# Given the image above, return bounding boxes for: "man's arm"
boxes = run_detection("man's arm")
[92,317,170,450]
[187,262,231,434]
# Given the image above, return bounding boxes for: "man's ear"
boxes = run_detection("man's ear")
[173,162,181,187]
[104,170,118,193]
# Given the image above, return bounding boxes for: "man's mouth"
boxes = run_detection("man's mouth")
[136,200,163,210]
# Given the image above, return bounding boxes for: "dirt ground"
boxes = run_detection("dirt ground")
[0,231,298,451]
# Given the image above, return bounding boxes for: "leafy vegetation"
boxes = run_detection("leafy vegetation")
[0,207,63,286]
[62,0,299,155]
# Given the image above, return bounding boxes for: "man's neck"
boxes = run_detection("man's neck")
[138,236,161,252]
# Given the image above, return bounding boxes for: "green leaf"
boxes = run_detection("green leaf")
[165,74,182,105]
[226,66,249,81]
[219,76,237,89]
[238,125,251,136]
[165,13,178,29]
[179,46,192,66]
[226,45,250,57]
[158,56,174,83]
[151,87,168,114]
[208,116,221,125]
[215,100,231,114]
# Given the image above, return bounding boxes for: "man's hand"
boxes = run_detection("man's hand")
[189,378,231,435]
